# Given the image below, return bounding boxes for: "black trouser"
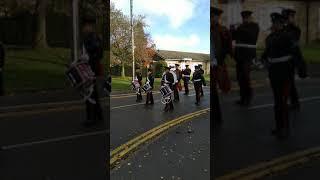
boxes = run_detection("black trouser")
[289,69,299,105]
[269,67,291,133]
[200,85,204,96]
[236,62,252,103]
[164,85,174,111]
[146,91,154,104]
[136,83,143,101]
[173,84,179,101]
[212,71,222,122]
[85,84,103,122]
[194,83,202,103]
[183,78,189,94]
[0,70,3,96]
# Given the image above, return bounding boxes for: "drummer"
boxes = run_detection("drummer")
[161,66,175,112]
[81,14,104,127]
[145,68,154,105]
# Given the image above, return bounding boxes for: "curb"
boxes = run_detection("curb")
[216,146,320,180]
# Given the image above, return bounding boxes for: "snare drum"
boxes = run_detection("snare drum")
[160,84,173,98]
[66,62,95,89]
[131,80,140,91]
[142,82,152,93]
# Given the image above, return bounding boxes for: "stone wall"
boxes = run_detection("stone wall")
[211,0,320,47]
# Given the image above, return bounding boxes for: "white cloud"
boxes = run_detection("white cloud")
[111,0,196,29]
[153,34,208,53]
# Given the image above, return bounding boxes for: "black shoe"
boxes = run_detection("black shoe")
[83,120,98,127]
[235,100,244,105]
[195,102,200,106]
[150,102,154,105]
[271,129,289,139]
[290,103,300,111]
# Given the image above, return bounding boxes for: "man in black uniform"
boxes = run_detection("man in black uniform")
[233,10,260,106]
[136,67,143,102]
[161,67,174,111]
[145,68,154,105]
[198,64,205,96]
[0,42,5,96]
[261,13,305,138]
[173,64,181,102]
[282,8,307,110]
[182,65,191,95]
[192,66,206,105]
[211,7,232,122]
[82,15,104,126]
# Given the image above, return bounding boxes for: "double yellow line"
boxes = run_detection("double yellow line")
[217,146,320,180]
[110,108,210,169]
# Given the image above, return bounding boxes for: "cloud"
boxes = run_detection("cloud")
[153,34,208,53]
[111,0,196,29]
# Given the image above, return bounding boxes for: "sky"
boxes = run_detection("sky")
[111,0,210,54]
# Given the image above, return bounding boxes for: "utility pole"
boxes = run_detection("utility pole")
[130,0,135,80]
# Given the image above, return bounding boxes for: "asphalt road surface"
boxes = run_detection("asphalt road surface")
[214,77,320,179]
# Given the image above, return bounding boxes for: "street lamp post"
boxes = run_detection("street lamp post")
[72,0,79,63]
[130,0,135,80]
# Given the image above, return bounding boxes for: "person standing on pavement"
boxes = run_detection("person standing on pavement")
[198,64,205,97]
[282,8,307,110]
[135,67,143,102]
[192,65,206,105]
[0,42,5,96]
[261,13,305,138]
[182,65,191,95]
[161,67,174,112]
[211,7,233,122]
[233,10,260,106]
[81,15,104,127]
[145,68,154,105]
[173,64,182,102]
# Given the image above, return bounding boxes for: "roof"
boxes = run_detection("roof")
[156,50,210,62]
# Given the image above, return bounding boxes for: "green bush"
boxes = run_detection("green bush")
[154,61,167,78]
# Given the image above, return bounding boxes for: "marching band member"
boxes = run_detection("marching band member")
[182,65,191,95]
[173,64,182,102]
[81,14,104,127]
[161,67,174,112]
[135,67,143,102]
[145,68,154,105]
[261,13,304,138]
[198,64,205,96]
[233,10,260,106]
[192,66,206,105]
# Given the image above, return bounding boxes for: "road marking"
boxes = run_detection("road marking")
[216,146,320,180]
[110,108,210,169]
[1,130,107,150]
[248,96,320,110]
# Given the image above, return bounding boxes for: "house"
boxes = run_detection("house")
[152,50,210,75]
[211,0,320,47]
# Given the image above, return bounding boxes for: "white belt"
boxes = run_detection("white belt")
[268,55,292,63]
[235,43,257,49]
[183,75,190,77]
[194,79,202,82]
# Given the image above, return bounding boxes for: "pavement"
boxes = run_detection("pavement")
[214,77,320,179]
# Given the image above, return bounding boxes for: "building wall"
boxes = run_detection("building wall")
[213,0,320,47]
[165,60,209,75]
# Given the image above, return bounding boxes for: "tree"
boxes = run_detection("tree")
[110,3,155,77]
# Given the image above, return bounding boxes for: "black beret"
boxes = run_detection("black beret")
[211,7,223,16]
[164,66,170,70]
[241,10,253,18]
[175,64,180,66]
[82,15,96,24]
[148,68,153,72]
[185,64,189,67]
[282,8,296,19]
[270,12,285,24]
[198,64,203,67]
[195,65,199,69]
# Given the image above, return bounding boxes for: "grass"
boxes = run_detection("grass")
[2,44,318,94]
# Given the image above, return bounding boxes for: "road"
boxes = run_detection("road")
[214,77,320,179]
